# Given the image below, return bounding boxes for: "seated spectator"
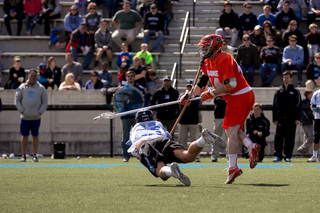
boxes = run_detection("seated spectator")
[24,0,42,35]
[306,52,320,90]
[4,56,25,89]
[105,0,118,18]
[135,43,155,71]
[138,0,151,18]
[116,42,133,70]
[61,52,83,86]
[140,57,156,101]
[112,1,143,50]
[46,56,62,89]
[282,20,304,49]
[237,2,258,40]
[35,0,61,36]
[130,56,147,88]
[307,0,320,26]
[64,5,83,40]
[66,22,94,70]
[85,2,101,45]
[85,70,108,90]
[215,1,238,48]
[94,18,113,68]
[3,0,24,36]
[74,0,88,17]
[221,38,235,58]
[117,64,130,86]
[275,0,297,34]
[250,25,263,52]
[259,36,280,87]
[260,0,279,14]
[155,0,173,35]
[304,23,320,64]
[236,34,260,86]
[258,5,276,27]
[277,0,307,26]
[281,35,304,86]
[98,62,113,88]
[59,73,81,90]
[261,20,281,47]
[143,4,165,52]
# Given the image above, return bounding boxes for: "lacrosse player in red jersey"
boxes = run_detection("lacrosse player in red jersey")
[191,34,261,184]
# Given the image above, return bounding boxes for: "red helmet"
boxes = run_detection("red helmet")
[198,34,223,58]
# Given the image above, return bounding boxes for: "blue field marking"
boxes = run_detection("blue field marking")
[136,164,294,168]
[0,164,134,168]
[304,165,320,169]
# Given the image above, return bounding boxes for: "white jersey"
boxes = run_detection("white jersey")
[127,120,171,154]
[311,89,320,119]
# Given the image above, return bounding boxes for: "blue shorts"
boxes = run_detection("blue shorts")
[20,119,41,136]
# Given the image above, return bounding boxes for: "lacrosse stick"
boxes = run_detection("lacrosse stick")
[93,97,201,121]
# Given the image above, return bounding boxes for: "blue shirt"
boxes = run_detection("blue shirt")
[258,13,276,26]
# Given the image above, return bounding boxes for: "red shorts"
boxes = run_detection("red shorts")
[222,90,255,130]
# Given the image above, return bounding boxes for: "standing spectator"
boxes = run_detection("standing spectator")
[304,23,320,64]
[46,56,62,89]
[14,69,48,162]
[272,70,302,162]
[4,56,25,89]
[35,0,61,36]
[24,0,42,35]
[135,43,155,71]
[3,0,24,36]
[281,35,304,86]
[138,0,151,18]
[151,75,179,139]
[221,39,235,58]
[112,1,142,50]
[64,5,83,40]
[236,34,260,86]
[143,4,165,52]
[258,5,276,27]
[237,2,258,40]
[94,18,113,68]
[116,42,133,70]
[297,89,314,154]
[250,25,263,52]
[306,52,320,90]
[155,0,173,35]
[61,52,83,86]
[282,20,304,49]
[307,0,320,26]
[58,73,81,90]
[307,89,320,162]
[259,36,280,87]
[74,0,88,17]
[85,2,101,45]
[130,56,147,89]
[105,0,118,18]
[277,0,307,26]
[211,96,227,162]
[246,103,270,163]
[66,22,94,70]
[178,80,202,162]
[215,1,239,48]
[275,0,297,34]
[98,62,113,87]
[84,70,108,89]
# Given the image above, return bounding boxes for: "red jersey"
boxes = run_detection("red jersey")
[201,52,249,102]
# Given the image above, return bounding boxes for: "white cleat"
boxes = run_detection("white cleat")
[307,156,318,162]
[171,162,191,186]
[201,128,226,148]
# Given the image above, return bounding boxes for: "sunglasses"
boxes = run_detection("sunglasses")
[89,7,96,9]
[29,75,37,77]
[246,6,252,9]
[267,40,273,42]
[186,85,192,88]
[289,40,297,42]
[243,39,249,41]
[291,24,297,26]
[315,57,320,59]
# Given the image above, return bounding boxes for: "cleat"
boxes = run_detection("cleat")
[32,156,38,162]
[225,167,242,184]
[307,156,317,162]
[171,162,191,186]
[285,158,291,162]
[273,157,282,162]
[20,156,26,162]
[211,157,218,162]
[249,143,260,169]
[201,128,226,148]
[297,146,307,154]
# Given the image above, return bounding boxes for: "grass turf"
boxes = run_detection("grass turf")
[0,157,319,213]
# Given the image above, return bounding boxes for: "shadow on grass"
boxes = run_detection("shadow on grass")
[239,183,290,187]
[144,184,189,187]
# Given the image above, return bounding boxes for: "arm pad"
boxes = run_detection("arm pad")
[223,77,237,91]
[197,75,209,88]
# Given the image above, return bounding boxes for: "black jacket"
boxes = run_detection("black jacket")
[143,11,165,32]
[272,84,302,123]
[218,9,238,30]
[3,0,24,15]
[179,94,200,125]
[246,112,270,146]
[301,98,314,126]
[275,8,297,31]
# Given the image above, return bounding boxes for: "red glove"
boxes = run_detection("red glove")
[201,90,216,102]
[179,92,192,106]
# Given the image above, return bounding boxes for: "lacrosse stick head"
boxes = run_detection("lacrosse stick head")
[198,34,222,64]
[93,112,116,121]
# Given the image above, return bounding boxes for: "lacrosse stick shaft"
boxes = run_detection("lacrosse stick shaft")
[169,65,202,136]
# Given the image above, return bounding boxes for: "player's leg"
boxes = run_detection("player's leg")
[20,119,30,162]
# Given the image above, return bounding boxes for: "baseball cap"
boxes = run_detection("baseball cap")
[162,75,171,81]
[39,63,46,73]
[150,4,157,9]
[13,56,21,61]
[186,80,193,86]
[254,25,262,30]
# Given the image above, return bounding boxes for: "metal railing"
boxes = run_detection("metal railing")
[179,12,191,79]
[193,0,197,27]
[170,62,178,89]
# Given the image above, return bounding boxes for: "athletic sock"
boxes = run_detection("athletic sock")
[163,166,172,177]
[313,151,318,158]
[243,137,254,156]
[196,136,206,148]
[229,154,238,169]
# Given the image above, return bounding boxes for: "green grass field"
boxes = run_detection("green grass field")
[0,157,319,213]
